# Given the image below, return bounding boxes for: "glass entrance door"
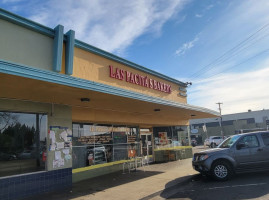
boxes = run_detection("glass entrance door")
[141,133,153,157]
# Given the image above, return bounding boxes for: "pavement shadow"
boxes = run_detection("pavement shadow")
[140,174,195,200]
[159,171,269,200]
[25,169,163,200]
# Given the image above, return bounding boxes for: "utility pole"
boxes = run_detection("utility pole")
[216,102,224,138]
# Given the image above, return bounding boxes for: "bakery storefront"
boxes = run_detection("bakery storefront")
[0,9,218,200]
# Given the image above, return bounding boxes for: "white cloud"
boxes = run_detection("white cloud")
[24,0,189,55]
[188,66,269,114]
[194,4,213,19]
[175,15,186,25]
[195,14,203,18]
[175,36,199,56]
[183,0,269,115]
[206,4,214,10]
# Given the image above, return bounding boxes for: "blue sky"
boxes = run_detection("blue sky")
[1,0,269,114]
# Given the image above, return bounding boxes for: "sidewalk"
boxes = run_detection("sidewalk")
[27,158,197,200]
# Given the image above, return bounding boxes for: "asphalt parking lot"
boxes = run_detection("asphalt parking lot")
[160,145,269,200]
[163,171,269,200]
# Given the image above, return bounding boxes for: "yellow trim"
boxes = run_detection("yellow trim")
[72,160,126,173]
[72,155,154,174]
[72,159,140,173]
[153,146,192,151]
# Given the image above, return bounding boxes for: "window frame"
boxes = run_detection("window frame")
[0,110,48,178]
[261,132,269,146]
[237,134,260,149]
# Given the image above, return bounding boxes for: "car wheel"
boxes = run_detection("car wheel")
[211,160,233,181]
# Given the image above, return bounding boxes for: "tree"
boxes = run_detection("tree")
[0,112,18,132]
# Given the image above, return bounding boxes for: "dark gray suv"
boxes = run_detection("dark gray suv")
[192,131,269,181]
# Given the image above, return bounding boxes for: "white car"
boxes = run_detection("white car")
[204,136,225,148]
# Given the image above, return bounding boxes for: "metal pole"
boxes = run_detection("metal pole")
[112,125,114,162]
[204,123,208,139]
[36,114,40,167]
[187,125,191,146]
[216,102,224,138]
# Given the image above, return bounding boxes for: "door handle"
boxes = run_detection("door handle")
[257,148,263,151]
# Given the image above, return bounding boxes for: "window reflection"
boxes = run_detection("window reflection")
[0,112,47,177]
[72,123,139,169]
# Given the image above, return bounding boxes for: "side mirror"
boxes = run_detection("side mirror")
[236,143,245,150]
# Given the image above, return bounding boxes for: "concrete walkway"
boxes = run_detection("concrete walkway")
[27,158,198,200]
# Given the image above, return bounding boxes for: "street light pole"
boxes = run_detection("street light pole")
[216,102,224,138]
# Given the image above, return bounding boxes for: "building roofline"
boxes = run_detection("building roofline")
[0,8,55,37]
[0,59,218,116]
[75,40,186,86]
[0,8,187,87]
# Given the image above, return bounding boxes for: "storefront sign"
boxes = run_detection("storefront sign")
[78,135,113,144]
[158,132,168,145]
[127,135,137,143]
[109,65,172,93]
[88,125,131,133]
[191,129,198,134]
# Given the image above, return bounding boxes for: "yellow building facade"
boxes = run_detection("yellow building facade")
[0,8,218,199]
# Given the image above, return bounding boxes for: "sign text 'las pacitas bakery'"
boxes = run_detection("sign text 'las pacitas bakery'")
[109,65,172,94]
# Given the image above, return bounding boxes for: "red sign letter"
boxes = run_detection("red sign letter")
[109,65,115,78]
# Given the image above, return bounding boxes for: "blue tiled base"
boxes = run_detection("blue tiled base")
[0,168,72,200]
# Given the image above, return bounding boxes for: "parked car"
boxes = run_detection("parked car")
[204,136,225,148]
[18,149,35,159]
[193,131,269,181]
[0,152,17,161]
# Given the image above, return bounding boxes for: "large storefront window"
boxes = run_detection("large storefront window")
[0,112,47,177]
[153,126,188,148]
[72,123,139,169]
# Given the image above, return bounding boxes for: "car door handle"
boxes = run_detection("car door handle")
[257,148,263,151]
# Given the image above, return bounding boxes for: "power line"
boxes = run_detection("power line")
[189,23,269,78]
[192,33,269,79]
[191,31,269,79]
[193,48,269,83]
[188,22,269,79]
